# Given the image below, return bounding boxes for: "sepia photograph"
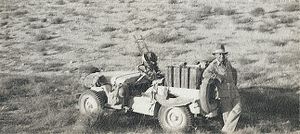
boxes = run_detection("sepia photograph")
[0,0,299,133]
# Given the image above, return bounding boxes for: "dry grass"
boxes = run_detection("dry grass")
[31,62,65,72]
[283,3,300,12]
[239,87,299,133]
[1,0,300,133]
[0,74,81,133]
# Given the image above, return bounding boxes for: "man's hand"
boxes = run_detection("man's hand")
[212,73,222,83]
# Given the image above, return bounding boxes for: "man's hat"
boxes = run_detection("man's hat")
[212,44,228,55]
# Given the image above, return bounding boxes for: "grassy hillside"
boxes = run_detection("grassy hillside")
[0,0,299,133]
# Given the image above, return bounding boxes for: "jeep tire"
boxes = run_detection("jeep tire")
[79,90,106,123]
[158,106,193,132]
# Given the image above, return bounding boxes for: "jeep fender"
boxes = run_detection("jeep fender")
[155,94,193,107]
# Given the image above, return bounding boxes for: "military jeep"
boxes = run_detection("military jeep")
[78,52,223,132]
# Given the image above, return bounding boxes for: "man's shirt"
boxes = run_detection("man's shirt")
[203,59,239,98]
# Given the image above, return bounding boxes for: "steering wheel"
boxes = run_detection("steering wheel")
[137,64,153,81]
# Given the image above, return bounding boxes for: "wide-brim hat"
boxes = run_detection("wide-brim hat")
[212,44,228,54]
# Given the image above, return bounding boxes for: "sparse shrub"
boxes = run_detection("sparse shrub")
[31,62,65,72]
[41,18,47,22]
[204,22,216,29]
[222,9,236,16]
[83,0,90,5]
[257,22,276,33]
[56,0,65,5]
[0,21,8,27]
[128,0,135,3]
[146,29,180,43]
[69,0,79,2]
[276,16,299,24]
[270,14,278,19]
[235,17,253,24]
[120,51,141,57]
[1,14,9,19]
[28,17,38,22]
[242,72,260,81]
[238,57,257,65]
[99,42,117,49]
[2,31,12,40]
[182,38,197,44]
[201,6,213,15]
[168,0,177,4]
[273,40,288,47]
[35,33,51,41]
[192,5,213,21]
[29,23,44,29]
[214,7,225,15]
[236,26,254,31]
[78,65,100,74]
[182,36,205,44]
[171,50,191,57]
[213,7,236,16]
[283,4,300,12]
[51,17,64,24]
[250,7,265,16]
[101,26,117,32]
[127,14,137,21]
[14,10,28,16]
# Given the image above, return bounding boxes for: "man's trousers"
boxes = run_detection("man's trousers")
[220,97,242,133]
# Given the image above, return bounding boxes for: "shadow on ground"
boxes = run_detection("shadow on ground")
[238,86,299,133]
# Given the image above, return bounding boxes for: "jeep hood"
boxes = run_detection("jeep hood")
[100,71,141,85]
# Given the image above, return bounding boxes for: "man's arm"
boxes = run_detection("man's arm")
[202,62,216,79]
[203,61,222,83]
[226,60,238,85]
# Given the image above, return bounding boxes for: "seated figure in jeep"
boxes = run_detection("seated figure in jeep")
[119,51,163,109]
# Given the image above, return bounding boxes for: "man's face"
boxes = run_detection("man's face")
[215,53,227,62]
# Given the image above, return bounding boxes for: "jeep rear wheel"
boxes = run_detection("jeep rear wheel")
[79,90,106,120]
[158,106,193,132]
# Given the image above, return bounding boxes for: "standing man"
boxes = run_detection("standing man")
[202,44,242,133]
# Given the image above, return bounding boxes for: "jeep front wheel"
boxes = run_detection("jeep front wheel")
[79,90,106,119]
[158,106,193,132]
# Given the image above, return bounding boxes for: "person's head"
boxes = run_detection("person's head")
[212,44,228,62]
[142,51,158,67]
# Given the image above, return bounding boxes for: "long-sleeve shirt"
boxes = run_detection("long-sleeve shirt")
[202,59,239,98]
